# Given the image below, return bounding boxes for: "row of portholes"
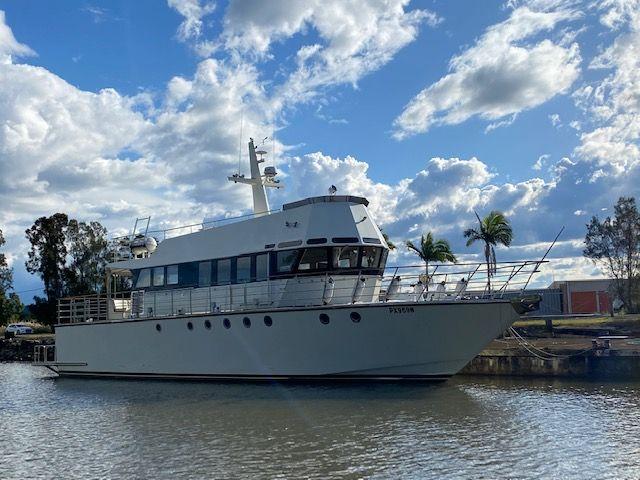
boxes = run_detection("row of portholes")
[319,312,361,324]
[155,315,273,332]
[154,312,360,332]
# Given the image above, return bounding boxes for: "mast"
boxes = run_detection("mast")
[228,138,283,217]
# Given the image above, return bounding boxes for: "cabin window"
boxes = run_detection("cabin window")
[198,261,211,286]
[217,258,231,284]
[332,246,359,269]
[237,256,252,283]
[298,248,329,271]
[152,267,165,286]
[307,238,327,245]
[256,254,268,281]
[332,237,359,244]
[276,250,300,273]
[136,268,151,288]
[360,247,382,268]
[167,265,178,285]
[179,262,198,285]
[379,249,389,271]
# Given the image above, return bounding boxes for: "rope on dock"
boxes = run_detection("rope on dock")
[506,327,595,361]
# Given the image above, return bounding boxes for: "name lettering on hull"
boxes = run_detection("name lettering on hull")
[389,306,415,314]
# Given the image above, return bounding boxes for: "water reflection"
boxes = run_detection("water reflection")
[1,364,639,479]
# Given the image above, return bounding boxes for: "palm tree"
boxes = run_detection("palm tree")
[463,211,513,291]
[381,230,396,250]
[406,232,457,284]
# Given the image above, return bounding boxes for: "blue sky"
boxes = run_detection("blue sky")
[1,0,639,300]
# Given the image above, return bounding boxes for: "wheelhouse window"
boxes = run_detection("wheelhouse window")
[256,254,268,281]
[237,256,252,283]
[152,267,165,286]
[332,246,359,269]
[276,250,300,273]
[167,265,178,285]
[298,248,329,271]
[198,261,211,286]
[360,247,382,268]
[136,268,151,288]
[217,258,231,284]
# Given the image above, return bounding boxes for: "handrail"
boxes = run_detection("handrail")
[56,260,546,324]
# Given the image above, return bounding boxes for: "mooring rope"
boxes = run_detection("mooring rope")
[506,327,595,361]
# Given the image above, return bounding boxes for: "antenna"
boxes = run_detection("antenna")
[228,138,285,217]
[237,110,244,175]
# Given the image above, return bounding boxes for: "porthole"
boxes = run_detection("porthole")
[243,317,251,328]
[155,323,162,332]
[319,313,330,324]
[187,321,194,331]
[350,312,361,323]
[223,318,231,329]
[264,315,273,327]
[204,319,212,330]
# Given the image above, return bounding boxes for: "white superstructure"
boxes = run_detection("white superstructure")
[34,139,541,381]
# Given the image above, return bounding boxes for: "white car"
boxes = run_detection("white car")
[6,324,33,335]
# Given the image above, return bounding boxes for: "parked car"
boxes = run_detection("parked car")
[5,324,33,335]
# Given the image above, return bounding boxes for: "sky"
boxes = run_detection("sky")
[0,0,639,301]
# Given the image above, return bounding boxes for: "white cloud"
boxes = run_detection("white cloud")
[533,153,550,170]
[168,0,216,41]
[549,113,561,127]
[392,5,581,138]
[220,0,436,108]
[572,2,640,174]
[0,10,35,63]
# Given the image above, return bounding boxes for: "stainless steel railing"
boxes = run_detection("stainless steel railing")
[56,260,546,324]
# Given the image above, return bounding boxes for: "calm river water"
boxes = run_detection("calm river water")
[1,363,639,479]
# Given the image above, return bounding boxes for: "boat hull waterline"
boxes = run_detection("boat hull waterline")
[53,300,517,381]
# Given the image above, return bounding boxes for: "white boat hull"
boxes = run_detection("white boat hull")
[53,300,518,380]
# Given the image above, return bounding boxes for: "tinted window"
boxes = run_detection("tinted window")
[256,254,268,281]
[136,269,151,288]
[217,258,231,284]
[167,265,178,285]
[360,247,382,268]
[276,250,299,273]
[298,248,329,271]
[332,246,359,269]
[379,249,389,270]
[237,256,252,283]
[152,267,164,286]
[198,261,211,286]
[307,238,327,245]
[332,237,359,243]
[179,262,197,285]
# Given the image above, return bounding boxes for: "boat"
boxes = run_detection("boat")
[33,138,541,381]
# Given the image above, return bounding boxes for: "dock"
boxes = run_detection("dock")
[461,335,640,379]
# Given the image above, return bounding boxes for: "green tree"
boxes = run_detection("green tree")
[66,220,108,295]
[25,214,70,325]
[0,228,22,325]
[406,232,457,283]
[381,230,396,251]
[584,197,640,313]
[464,211,513,291]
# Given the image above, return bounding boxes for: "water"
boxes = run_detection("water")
[1,364,639,479]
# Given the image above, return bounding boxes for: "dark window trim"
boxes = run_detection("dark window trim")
[362,237,381,244]
[131,246,388,290]
[306,238,327,245]
[332,237,360,244]
[277,240,303,248]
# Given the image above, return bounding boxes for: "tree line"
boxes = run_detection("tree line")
[0,214,108,327]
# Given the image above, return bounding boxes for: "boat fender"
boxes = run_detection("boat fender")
[323,277,335,305]
[353,277,366,303]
